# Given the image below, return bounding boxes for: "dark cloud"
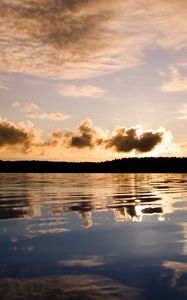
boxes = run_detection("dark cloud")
[0,117,166,156]
[105,127,163,153]
[65,119,103,149]
[39,120,165,153]
[54,120,164,153]
[0,119,35,152]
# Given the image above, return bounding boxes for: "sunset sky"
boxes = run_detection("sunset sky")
[0,0,187,161]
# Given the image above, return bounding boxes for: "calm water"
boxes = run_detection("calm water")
[0,173,187,300]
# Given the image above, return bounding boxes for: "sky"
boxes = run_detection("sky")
[0,0,187,161]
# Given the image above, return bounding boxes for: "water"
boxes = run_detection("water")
[0,173,187,300]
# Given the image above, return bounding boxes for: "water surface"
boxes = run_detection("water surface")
[0,173,187,299]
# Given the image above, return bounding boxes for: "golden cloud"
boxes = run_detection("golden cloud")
[0,74,9,90]
[106,126,163,153]
[176,104,187,120]
[58,84,106,98]
[161,67,187,92]
[29,112,71,121]
[0,118,36,152]
[0,116,171,158]
[0,1,187,79]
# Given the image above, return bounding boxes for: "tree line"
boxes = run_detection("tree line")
[0,157,186,173]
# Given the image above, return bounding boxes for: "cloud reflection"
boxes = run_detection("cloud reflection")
[0,173,186,236]
[163,261,187,291]
[0,275,145,300]
[57,256,104,267]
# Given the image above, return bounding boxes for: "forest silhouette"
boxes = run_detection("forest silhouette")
[0,157,186,173]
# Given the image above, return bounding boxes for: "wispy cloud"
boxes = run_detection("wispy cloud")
[12,101,70,121]
[12,101,21,108]
[1,1,187,79]
[161,67,187,92]
[0,74,9,90]
[57,256,104,267]
[12,101,40,112]
[29,112,71,121]
[22,102,41,113]
[58,84,106,98]
[112,117,120,122]
[176,104,187,120]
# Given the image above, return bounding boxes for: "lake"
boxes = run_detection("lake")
[0,173,187,300]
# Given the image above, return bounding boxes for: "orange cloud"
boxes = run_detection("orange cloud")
[0,116,170,159]
[106,126,163,153]
[161,67,187,92]
[1,1,187,79]
[58,84,106,98]
[0,118,36,152]
[29,112,71,121]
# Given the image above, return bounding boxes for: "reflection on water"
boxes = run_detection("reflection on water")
[0,173,186,230]
[0,275,145,300]
[0,173,187,299]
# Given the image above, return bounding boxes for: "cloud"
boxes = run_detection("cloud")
[161,67,187,92]
[42,120,168,156]
[0,116,170,158]
[58,84,106,98]
[29,112,71,121]
[48,120,166,154]
[57,256,104,267]
[176,104,187,120]
[113,118,120,122]
[0,118,36,152]
[0,74,9,90]
[13,101,40,112]
[64,119,104,148]
[1,1,187,79]
[22,102,41,113]
[105,126,164,153]
[12,101,21,108]
[160,142,187,157]
[12,101,70,121]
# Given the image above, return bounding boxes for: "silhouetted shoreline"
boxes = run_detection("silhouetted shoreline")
[0,157,186,173]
